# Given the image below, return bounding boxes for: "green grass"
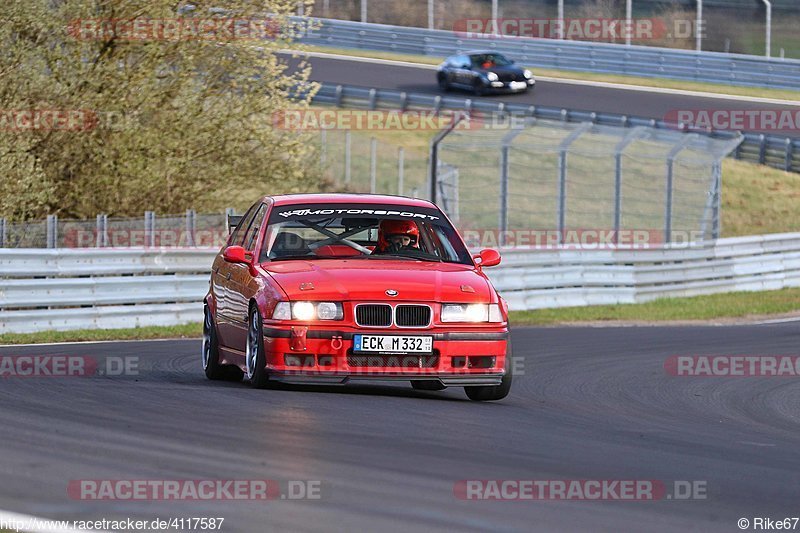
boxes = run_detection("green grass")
[0,323,202,346]
[299,44,800,102]
[509,287,800,325]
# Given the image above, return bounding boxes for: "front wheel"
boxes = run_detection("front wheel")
[202,305,224,380]
[245,306,270,389]
[437,73,450,92]
[473,79,487,96]
[465,342,513,401]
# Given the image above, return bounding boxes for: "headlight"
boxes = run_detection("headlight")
[486,72,499,82]
[523,69,532,79]
[441,304,503,323]
[271,302,344,321]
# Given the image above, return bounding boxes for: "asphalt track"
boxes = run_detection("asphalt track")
[291,54,800,131]
[1,324,799,532]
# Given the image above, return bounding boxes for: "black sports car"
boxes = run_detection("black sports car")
[436,51,535,96]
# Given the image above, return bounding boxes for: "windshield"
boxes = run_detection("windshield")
[470,53,513,68]
[260,203,472,265]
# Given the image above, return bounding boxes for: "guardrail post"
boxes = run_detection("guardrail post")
[397,147,405,195]
[186,209,196,247]
[399,92,408,112]
[759,134,767,164]
[368,88,377,110]
[433,96,442,115]
[144,211,155,248]
[344,130,352,185]
[0,218,5,248]
[370,137,377,193]
[784,138,793,172]
[46,214,57,249]
[335,85,343,107]
[96,214,108,247]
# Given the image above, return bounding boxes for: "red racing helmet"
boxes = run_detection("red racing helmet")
[377,219,420,251]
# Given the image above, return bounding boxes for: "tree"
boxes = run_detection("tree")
[0,0,319,220]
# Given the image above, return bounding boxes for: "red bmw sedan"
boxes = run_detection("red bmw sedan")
[203,194,512,401]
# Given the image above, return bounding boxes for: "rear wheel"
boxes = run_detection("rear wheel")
[202,305,224,380]
[437,73,450,91]
[245,306,270,389]
[412,380,446,391]
[465,342,513,401]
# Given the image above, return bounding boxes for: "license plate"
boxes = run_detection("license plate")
[353,335,433,354]
[510,81,527,90]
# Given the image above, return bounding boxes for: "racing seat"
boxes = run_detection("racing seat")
[269,231,312,259]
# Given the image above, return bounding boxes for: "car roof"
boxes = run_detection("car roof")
[464,50,506,56]
[264,193,438,209]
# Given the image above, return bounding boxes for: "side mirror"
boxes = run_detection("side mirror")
[474,248,501,268]
[223,245,249,264]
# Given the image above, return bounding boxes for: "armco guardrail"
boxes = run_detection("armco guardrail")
[299,18,800,91]
[3,233,800,334]
[313,83,797,173]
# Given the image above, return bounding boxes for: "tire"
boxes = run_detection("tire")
[473,79,487,96]
[202,305,225,380]
[412,380,446,391]
[465,341,513,401]
[245,306,270,389]
[437,73,450,92]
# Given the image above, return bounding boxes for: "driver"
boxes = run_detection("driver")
[376,219,420,253]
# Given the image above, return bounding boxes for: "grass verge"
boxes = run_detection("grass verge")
[1,288,799,344]
[0,323,202,346]
[510,287,800,325]
[299,44,800,102]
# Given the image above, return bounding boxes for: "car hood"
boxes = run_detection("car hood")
[261,259,493,303]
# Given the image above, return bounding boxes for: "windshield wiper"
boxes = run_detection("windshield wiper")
[368,253,442,262]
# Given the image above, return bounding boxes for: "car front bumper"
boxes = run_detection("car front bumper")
[258,326,509,386]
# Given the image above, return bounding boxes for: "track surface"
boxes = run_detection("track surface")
[292,55,799,132]
[1,325,799,532]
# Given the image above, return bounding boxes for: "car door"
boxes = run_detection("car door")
[216,203,259,350]
[226,203,268,351]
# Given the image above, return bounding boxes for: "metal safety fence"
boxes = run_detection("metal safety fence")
[3,232,800,333]
[298,17,800,90]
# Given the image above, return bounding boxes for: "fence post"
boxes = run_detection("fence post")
[784,137,793,172]
[429,113,468,205]
[499,124,527,245]
[370,137,377,193]
[345,130,352,185]
[46,214,58,249]
[320,130,327,168]
[186,209,196,247]
[0,218,5,248]
[712,162,722,240]
[664,134,697,244]
[556,123,592,244]
[613,128,645,244]
[398,147,405,195]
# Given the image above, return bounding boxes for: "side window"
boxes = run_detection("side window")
[457,55,470,68]
[244,204,267,252]
[229,204,258,247]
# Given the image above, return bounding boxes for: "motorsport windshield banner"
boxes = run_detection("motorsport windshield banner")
[268,204,443,224]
